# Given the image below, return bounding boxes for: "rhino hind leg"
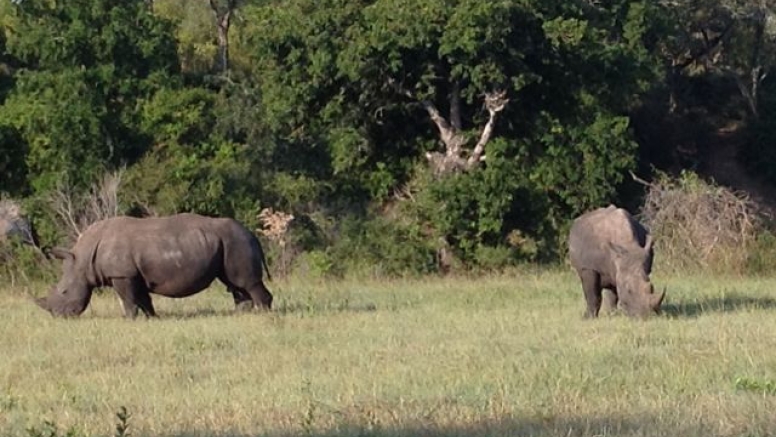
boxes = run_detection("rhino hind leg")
[578,269,603,319]
[113,278,157,319]
[219,272,273,312]
[246,282,273,310]
[229,288,254,312]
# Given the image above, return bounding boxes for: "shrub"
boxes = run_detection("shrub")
[638,170,763,274]
[326,214,438,278]
[0,238,56,286]
[744,230,776,275]
[0,197,54,286]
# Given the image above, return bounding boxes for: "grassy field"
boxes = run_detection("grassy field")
[2,269,776,437]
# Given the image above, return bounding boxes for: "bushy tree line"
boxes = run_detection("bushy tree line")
[1,0,774,276]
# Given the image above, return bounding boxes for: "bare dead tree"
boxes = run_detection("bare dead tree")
[50,168,125,242]
[208,0,239,75]
[257,207,295,277]
[390,78,509,176]
[634,171,763,273]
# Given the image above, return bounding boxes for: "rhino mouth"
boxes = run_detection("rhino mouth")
[34,296,88,318]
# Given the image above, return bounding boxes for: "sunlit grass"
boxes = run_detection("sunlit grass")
[2,269,776,436]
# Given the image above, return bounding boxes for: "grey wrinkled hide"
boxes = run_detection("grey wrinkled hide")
[35,213,273,318]
[568,205,664,319]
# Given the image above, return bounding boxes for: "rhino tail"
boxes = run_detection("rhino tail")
[261,254,272,282]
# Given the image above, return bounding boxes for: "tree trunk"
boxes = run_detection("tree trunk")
[209,0,237,75]
[744,10,765,118]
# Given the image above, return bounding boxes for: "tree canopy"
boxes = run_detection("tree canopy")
[1,0,775,274]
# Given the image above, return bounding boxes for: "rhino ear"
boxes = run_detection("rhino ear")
[48,247,74,261]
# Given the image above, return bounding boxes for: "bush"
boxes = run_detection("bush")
[326,214,438,278]
[638,170,763,274]
[744,230,776,275]
[0,239,56,287]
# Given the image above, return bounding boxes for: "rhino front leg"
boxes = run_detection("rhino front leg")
[578,269,603,319]
[135,290,157,318]
[602,289,619,313]
[113,278,157,319]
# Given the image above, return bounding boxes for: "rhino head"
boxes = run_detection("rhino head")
[609,236,665,318]
[35,247,94,317]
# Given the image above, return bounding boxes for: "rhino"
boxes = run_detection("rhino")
[568,205,664,318]
[35,213,273,318]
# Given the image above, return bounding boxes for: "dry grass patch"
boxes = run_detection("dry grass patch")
[1,271,776,436]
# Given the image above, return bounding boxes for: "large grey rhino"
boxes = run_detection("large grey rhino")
[35,213,273,318]
[568,205,664,318]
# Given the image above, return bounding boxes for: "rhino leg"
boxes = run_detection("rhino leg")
[602,289,619,313]
[230,288,254,312]
[246,281,273,310]
[220,273,273,311]
[135,290,157,318]
[578,270,603,318]
[113,278,157,319]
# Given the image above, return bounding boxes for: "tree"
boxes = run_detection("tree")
[0,0,180,192]
[153,0,217,74]
[244,0,662,261]
[208,0,239,74]
[656,0,776,118]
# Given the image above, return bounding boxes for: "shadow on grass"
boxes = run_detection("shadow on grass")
[153,415,719,437]
[158,301,379,319]
[274,300,378,316]
[79,300,381,320]
[662,292,776,318]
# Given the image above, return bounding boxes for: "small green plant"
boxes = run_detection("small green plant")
[25,421,81,437]
[734,377,776,395]
[114,406,131,437]
[0,391,18,411]
[300,379,316,435]
[296,250,337,279]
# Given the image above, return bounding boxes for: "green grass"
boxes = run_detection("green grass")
[3,269,776,436]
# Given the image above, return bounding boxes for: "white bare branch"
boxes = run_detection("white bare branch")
[390,78,508,176]
[48,167,125,243]
[467,90,509,168]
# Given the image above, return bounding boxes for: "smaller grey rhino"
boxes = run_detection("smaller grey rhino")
[568,205,664,318]
[35,213,273,318]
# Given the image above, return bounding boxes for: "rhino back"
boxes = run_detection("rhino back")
[76,214,259,292]
[568,206,650,272]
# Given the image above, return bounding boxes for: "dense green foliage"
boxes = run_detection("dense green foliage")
[1,0,775,275]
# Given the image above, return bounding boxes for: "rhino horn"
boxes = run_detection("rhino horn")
[652,287,666,308]
[34,297,51,312]
[644,234,654,253]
